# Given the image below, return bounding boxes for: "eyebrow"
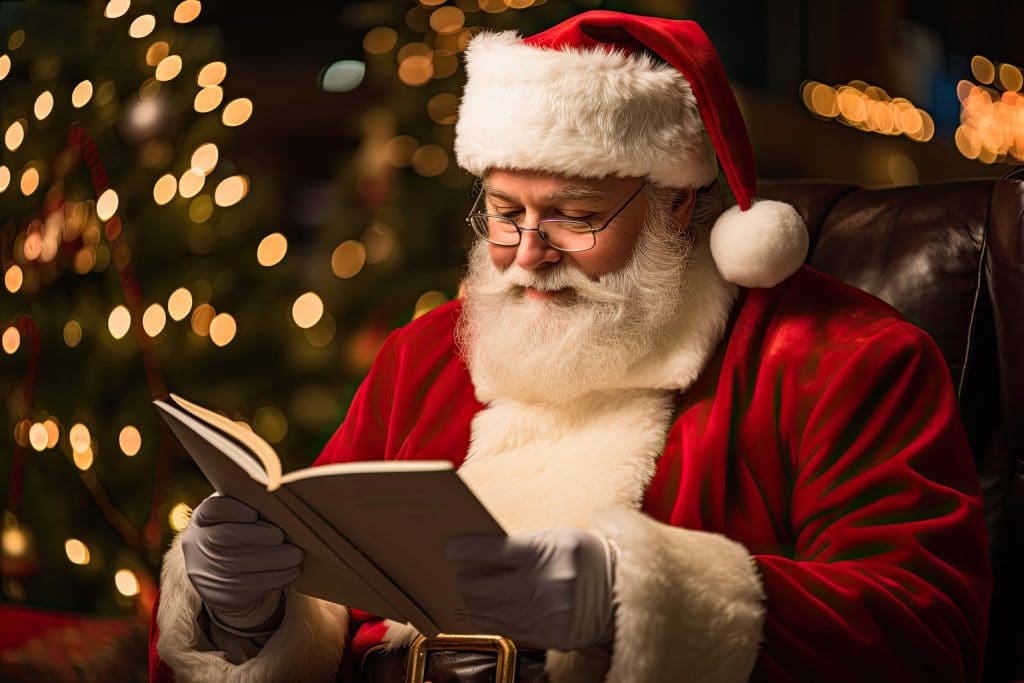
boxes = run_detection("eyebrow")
[481,179,604,203]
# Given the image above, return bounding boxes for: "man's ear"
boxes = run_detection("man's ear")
[671,188,697,232]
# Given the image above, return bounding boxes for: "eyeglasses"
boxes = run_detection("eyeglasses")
[465,180,647,253]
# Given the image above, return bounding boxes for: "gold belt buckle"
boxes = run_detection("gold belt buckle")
[405,633,518,683]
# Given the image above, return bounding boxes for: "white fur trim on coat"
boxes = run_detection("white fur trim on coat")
[455,31,717,188]
[156,534,348,683]
[593,508,765,683]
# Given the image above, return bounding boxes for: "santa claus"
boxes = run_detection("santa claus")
[150,10,991,683]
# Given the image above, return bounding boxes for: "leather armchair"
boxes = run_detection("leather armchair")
[760,169,1024,682]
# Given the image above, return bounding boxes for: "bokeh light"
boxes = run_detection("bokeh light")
[179,169,205,198]
[33,91,54,120]
[971,55,995,85]
[413,290,449,319]
[143,303,167,337]
[363,27,398,55]
[2,327,19,354]
[190,303,215,336]
[214,175,248,206]
[153,173,177,205]
[73,445,93,470]
[114,569,140,597]
[253,406,288,444]
[69,424,91,453]
[2,525,27,557]
[96,188,119,221]
[168,502,192,531]
[145,41,170,67]
[104,0,130,19]
[168,287,193,321]
[129,14,155,38]
[331,240,367,279]
[20,167,39,195]
[173,0,202,23]
[155,54,183,81]
[194,85,223,112]
[190,143,219,174]
[119,426,142,456]
[5,120,25,151]
[64,321,83,347]
[71,80,93,108]
[411,145,449,177]
[65,539,90,565]
[320,60,365,92]
[398,55,434,86]
[5,265,22,293]
[43,419,59,449]
[108,305,131,340]
[427,93,459,124]
[209,312,237,346]
[29,423,48,451]
[197,61,226,87]
[189,195,213,223]
[292,292,324,329]
[222,98,253,126]
[430,6,466,33]
[257,232,287,266]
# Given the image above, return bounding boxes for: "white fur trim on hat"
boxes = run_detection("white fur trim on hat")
[592,508,765,683]
[156,534,348,683]
[710,199,808,288]
[455,31,717,187]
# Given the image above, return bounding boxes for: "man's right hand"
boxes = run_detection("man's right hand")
[181,495,302,632]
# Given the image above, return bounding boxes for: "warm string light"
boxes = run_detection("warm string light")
[956,55,1024,164]
[114,568,140,596]
[2,326,20,354]
[257,233,287,266]
[168,503,192,531]
[65,538,90,565]
[331,240,367,279]
[801,79,934,143]
[119,426,142,456]
[292,292,324,329]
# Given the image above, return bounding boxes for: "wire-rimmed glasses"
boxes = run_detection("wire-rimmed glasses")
[466,181,647,253]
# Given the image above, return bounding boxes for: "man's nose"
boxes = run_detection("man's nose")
[515,224,562,271]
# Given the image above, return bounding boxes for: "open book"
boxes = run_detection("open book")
[154,393,505,637]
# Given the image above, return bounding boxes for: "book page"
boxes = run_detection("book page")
[168,393,284,491]
[283,467,505,634]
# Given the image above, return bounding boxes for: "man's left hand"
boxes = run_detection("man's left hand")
[445,528,616,651]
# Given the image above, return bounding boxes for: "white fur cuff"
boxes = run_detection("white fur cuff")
[593,508,765,683]
[156,534,349,683]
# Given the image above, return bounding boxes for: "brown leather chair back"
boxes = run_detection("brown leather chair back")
[760,169,1024,682]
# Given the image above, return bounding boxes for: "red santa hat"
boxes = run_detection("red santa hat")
[454,10,808,288]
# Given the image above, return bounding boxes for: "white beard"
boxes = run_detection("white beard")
[457,201,694,403]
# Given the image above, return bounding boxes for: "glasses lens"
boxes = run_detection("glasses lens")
[471,215,519,245]
[540,221,596,252]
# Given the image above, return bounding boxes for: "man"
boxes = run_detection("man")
[150,11,992,683]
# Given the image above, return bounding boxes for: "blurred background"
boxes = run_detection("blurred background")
[0,0,1020,676]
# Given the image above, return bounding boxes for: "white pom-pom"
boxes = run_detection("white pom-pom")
[709,199,808,288]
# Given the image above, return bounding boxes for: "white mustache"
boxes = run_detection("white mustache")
[471,260,627,306]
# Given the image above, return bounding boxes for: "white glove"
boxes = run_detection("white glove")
[181,495,302,633]
[445,528,617,651]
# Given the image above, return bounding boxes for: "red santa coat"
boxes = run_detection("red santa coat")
[151,265,991,683]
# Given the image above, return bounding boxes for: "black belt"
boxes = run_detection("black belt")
[361,635,549,683]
